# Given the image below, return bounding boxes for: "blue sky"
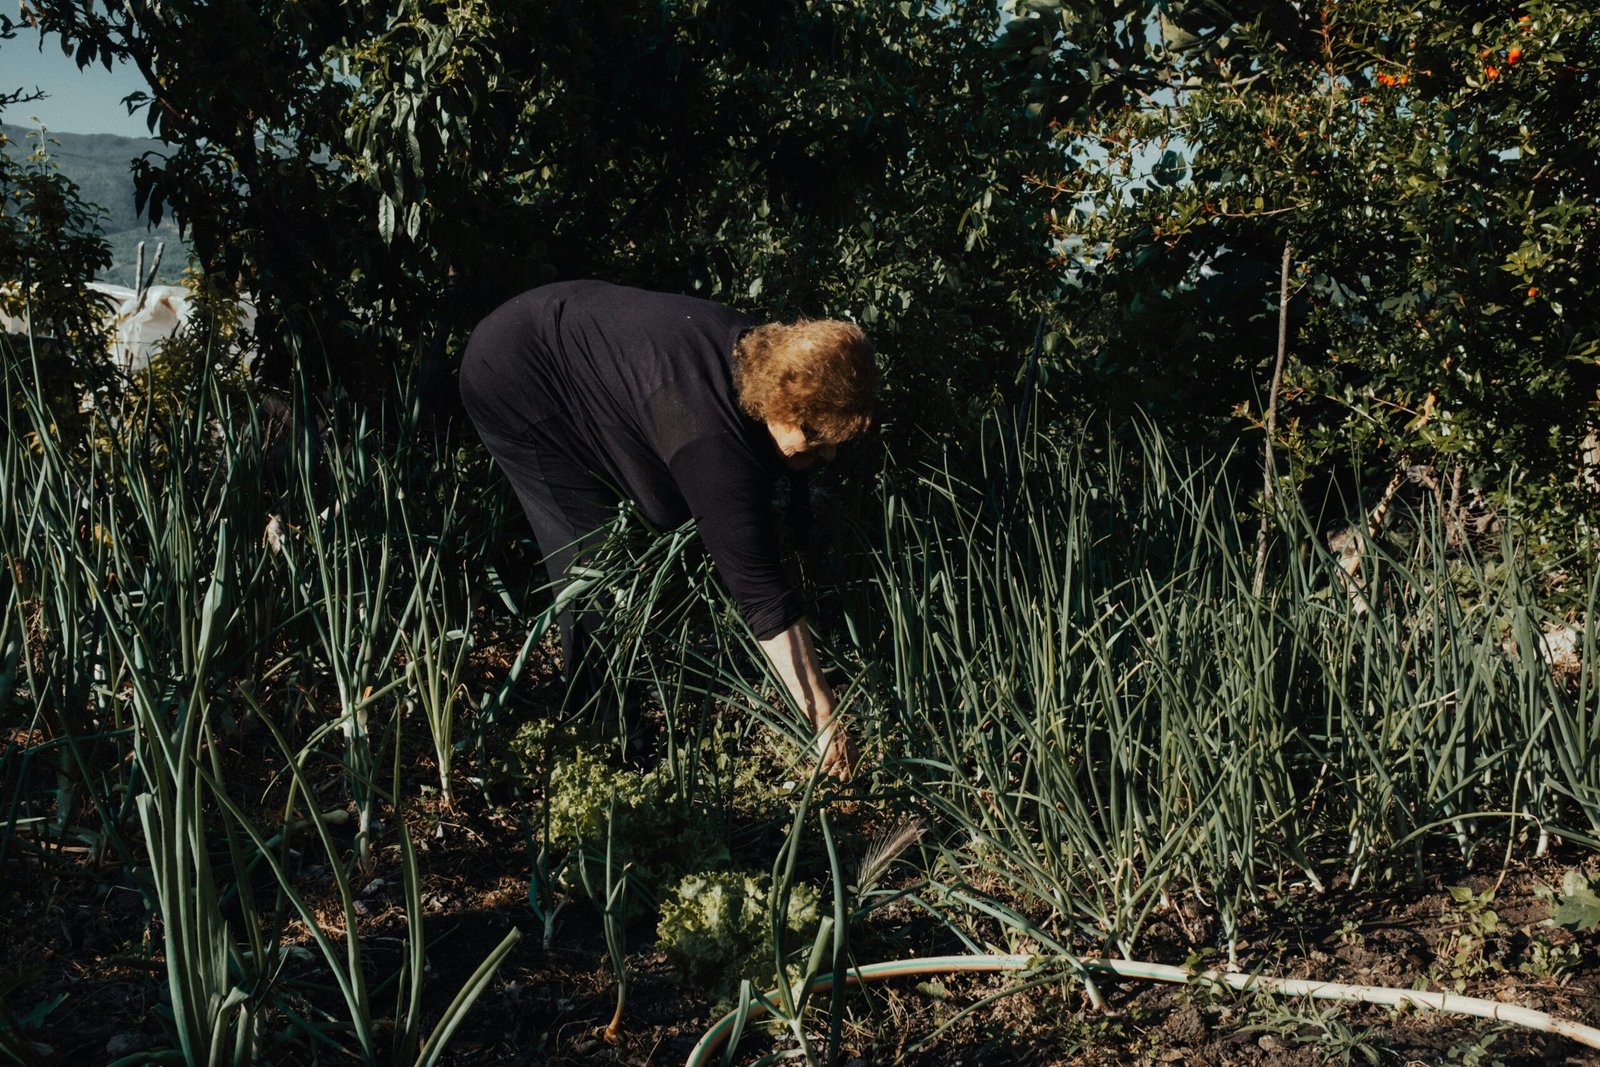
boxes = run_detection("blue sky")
[2,28,151,137]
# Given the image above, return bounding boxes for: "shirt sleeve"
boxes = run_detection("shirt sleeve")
[668,434,805,640]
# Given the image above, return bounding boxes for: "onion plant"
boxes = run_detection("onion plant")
[3,334,520,1062]
[115,528,265,1064]
[1,351,128,862]
[278,394,418,864]
[575,797,632,1045]
[221,687,521,1065]
[853,418,1600,963]
[50,380,279,1063]
[400,487,472,805]
[1549,559,1600,839]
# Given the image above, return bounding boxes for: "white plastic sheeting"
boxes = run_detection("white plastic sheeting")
[3,281,256,374]
[85,281,257,373]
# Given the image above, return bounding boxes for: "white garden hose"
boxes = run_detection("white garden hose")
[686,954,1600,1066]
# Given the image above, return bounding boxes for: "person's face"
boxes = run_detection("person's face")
[769,420,838,471]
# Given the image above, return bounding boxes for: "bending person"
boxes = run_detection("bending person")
[459,280,875,778]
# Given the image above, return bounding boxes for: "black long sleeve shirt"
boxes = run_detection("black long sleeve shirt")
[464,280,805,640]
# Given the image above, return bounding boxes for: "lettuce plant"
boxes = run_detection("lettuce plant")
[510,720,727,915]
[656,870,820,1006]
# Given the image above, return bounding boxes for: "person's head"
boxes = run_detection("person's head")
[733,317,877,470]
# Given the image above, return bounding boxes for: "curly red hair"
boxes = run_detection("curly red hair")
[733,318,877,444]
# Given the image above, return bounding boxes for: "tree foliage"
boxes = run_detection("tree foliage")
[22,0,1061,447]
[1011,0,1599,516]
[1,40,113,397]
[20,0,1600,511]
[0,130,112,337]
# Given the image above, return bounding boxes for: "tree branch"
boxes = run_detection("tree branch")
[1253,238,1293,599]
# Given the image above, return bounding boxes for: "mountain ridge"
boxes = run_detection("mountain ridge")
[2,121,191,285]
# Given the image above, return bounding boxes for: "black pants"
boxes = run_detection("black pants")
[459,324,616,713]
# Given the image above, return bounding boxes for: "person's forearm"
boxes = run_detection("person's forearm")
[759,618,857,778]
[758,618,836,732]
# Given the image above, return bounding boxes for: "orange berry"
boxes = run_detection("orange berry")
[1507,47,1522,64]
[1485,65,1499,79]
[1398,73,1409,84]
[1527,286,1539,298]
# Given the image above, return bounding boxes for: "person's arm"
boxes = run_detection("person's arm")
[758,617,858,780]
[667,438,856,776]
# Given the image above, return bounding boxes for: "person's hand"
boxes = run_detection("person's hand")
[816,716,860,782]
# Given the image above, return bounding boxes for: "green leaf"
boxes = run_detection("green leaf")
[378,194,396,243]
[1553,872,1600,931]
[1152,149,1186,187]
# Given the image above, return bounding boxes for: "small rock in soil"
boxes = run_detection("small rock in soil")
[1164,1004,1209,1044]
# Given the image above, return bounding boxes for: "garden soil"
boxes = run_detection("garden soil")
[4,645,1599,1066]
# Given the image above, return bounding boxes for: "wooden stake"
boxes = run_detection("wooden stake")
[1253,239,1293,599]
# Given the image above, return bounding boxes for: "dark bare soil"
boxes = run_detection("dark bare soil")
[4,655,1599,1066]
[8,788,1598,1066]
